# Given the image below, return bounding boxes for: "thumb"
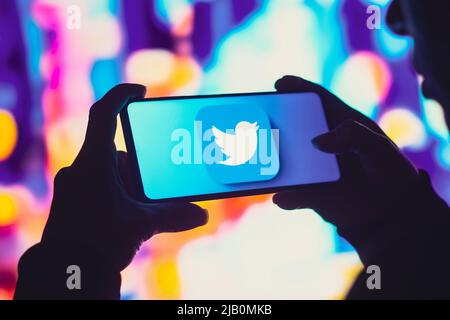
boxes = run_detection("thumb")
[74,84,146,166]
[135,203,209,239]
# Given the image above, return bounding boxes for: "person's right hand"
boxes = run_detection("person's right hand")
[272,76,425,257]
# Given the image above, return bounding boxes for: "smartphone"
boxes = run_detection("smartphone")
[120,91,340,202]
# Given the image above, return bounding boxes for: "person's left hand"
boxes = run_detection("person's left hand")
[41,84,208,272]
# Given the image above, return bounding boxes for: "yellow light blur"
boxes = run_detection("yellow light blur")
[152,260,180,299]
[125,49,175,86]
[0,193,17,227]
[0,109,18,161]
[45,116,87,175]
[379,108,427,149]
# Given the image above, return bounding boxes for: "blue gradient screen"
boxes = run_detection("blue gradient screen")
[127,92,340,200]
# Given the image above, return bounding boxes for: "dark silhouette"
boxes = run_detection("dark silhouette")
[14,84,208,299]
[15,0,450,299]
[273,0,450,299]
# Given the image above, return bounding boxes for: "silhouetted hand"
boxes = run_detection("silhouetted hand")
[272,76,424,256]
[41,84,208,272]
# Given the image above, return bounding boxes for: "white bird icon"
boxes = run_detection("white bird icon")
[212,121,259,166]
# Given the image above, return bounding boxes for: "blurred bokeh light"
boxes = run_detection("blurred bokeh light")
[0,0,449,300]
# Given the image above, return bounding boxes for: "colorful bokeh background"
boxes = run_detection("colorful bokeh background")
[0,0,449,300]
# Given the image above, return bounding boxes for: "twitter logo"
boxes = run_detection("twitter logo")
[196,104,279,184]
[212,121,259,166]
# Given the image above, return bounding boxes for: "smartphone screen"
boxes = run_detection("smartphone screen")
[121,92,340,202]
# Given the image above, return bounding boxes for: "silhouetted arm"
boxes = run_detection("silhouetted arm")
[347,170,450,299]
[15,241,121,299]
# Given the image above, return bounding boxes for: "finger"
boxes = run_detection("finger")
[312,120,417,177]
[275,76,385,135]
[273,182,336,211]
[137,202,208,237]
[76,84,146,163]
[274,75,353,123]
[275,75,326,94]
[273,191,312,210]
[312,120,395,155]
